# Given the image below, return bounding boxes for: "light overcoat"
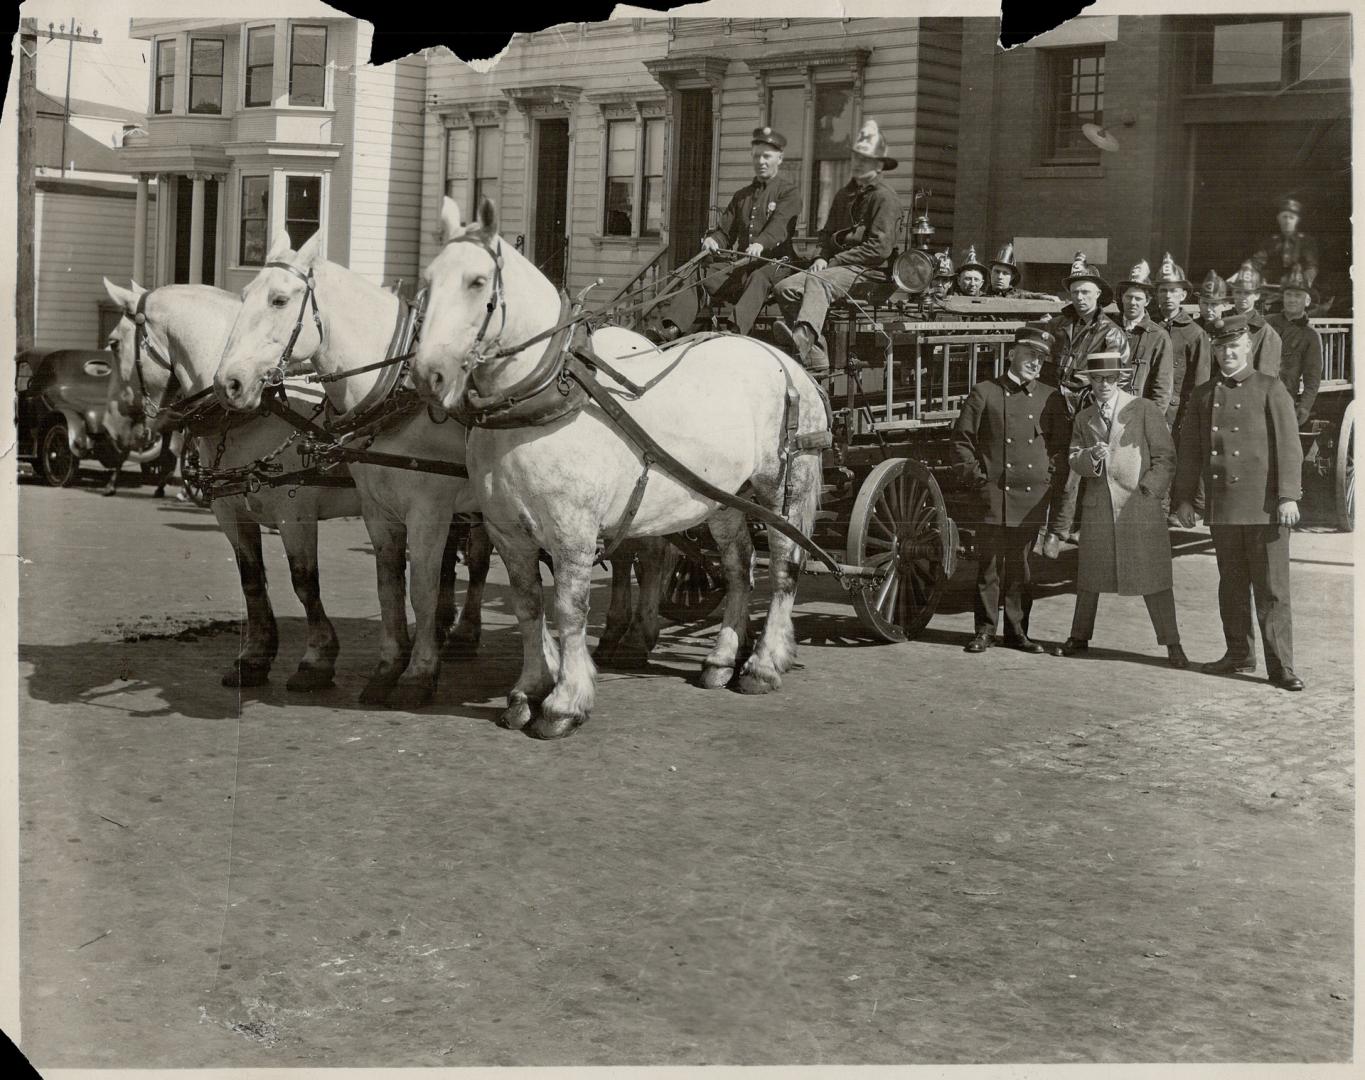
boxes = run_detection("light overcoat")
[1067,390,1177,595]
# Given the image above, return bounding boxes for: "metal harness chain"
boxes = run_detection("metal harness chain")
[265,260,324,386]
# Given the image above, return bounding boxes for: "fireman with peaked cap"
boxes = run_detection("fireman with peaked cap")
[643,126,802,340]
[1042,252,1131,416]
[1110,259,1173,413]
[1152,252,1211,439]
[1173,312,1304,692]
[1247,196,1319,288]
[1267,264,1324,426]
[771,118,902,373]
[986,241,1056,300]
[955,244,990,297]
[1227,262,1283,376]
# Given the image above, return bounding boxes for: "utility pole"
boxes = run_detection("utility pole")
[49,17,103,177]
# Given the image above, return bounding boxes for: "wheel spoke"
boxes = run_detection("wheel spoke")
[875,564,898,609]
[879,574,900,620]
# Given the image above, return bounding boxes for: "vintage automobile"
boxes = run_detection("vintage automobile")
[16,347,168,487]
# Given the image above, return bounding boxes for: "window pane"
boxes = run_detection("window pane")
[240,220,266,266]
[768,86,805,159]
[607,120,636,179]
[814,84,854,160]
[292,26,326,66]
[290,67,324,107]
[473,178,500,213]
[1051,48,1105,158]
[190,78,222,114]
[157,40,175,76]
[475,126,501,179]
[248,67,272,106]
[1299,16,1351,82]
[191,40,221,75]
[240,176,269,266]
[247,26,273,65]
[813,159,851,231]
[285,176,321,245]
[643,175,663,236]
[604,179,633,236]
[289,26,326,106]
[1211,21,1284,84]
[445,128,469,199]
[644,118,665,177]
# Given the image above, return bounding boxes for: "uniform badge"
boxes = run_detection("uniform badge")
[767,201,777,213]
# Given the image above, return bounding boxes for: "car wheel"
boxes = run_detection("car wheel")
[41,421,80,488]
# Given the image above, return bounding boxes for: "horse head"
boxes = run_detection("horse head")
[413,197,561,412]
[215,230,325,411]
[101,277,156,451]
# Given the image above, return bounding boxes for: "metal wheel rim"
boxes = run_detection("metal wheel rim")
[43,426,76,486]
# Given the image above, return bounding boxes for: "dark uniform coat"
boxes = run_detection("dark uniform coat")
[707,172,802,259]
[1249,232,1319,286]
[1267,312,1324,425]
[1172,368,1304,524]
[950,374,1072,528]
[818,177,900,271]
[1245,310,1283,377]
[1110,313,1174,413]
[1042,304,1132,412]
[1157,311,1211,433]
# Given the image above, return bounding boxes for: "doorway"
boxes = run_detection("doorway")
[533,118,570,288]
[669,89,714,269]
[172,176,219,286]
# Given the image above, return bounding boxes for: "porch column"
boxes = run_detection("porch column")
[188,173,207,284]
[132,174,150,285]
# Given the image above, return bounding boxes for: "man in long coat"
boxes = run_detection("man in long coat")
[951,323,1072,655]
[1110,259,1174,413]
[1050,350,1186,667]
[1172,313,1304,691]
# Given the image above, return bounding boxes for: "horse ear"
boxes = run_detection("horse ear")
[295,231,323,268]
[477,196,499,237]
[103,277,137,312]
[440,196,464,243]
[266,230,292,263]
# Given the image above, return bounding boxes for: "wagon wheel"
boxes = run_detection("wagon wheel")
[657,532,727,623]
[847,457,955,642]
[1335,399,1355,532]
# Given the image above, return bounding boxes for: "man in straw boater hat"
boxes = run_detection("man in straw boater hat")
[643,126,802,341]
[1048,348,1187,668]
[1266,264,1324,427]
[950,323,1072,656]
[954,244,989,297]
[771,118,902,373]
[1042,252,1130,416]
[1172,313,1305,692]
[1247,196,1319,290]
[1152,252,1210,440]
[1226,262,1282,376]
[986,241,1055,300]
[1110,259,1173,413]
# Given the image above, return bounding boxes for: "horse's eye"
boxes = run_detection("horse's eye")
[271,295,290,308]
[108,340,120,357]
[469,276,487,291]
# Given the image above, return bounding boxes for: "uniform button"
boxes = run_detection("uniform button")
[1212,426,1218,432]
[1233,450,1239,456]
[1027,414,1034,420]
[1235,403,1243,409]
[1027,463,1033,468]
[1229,476,1239,483]
[1004,485,1011,491]
[1006,438,1012,444]
[1232,426,1239,432]
[1025,486,1032,492]
[1211,450,1218,455]
[1214,402,1221,408]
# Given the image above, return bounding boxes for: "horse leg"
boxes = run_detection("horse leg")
[359,516,412,706]
[700,508,754,689]
[220,514,278,687]
[494,528,560,731]
[434,513,463,644]
[529,542,598,740]
[738,453,820,695]
[630,536,668,661]
[445,520,488,660]
[385,510,452,711]
[592,543,636,668]
[277,517,339,692]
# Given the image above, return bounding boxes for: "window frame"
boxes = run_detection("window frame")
[443,125,472,205]
[1044,45,1106,165]
[153,38,176,116]
[243,24,275,109]
[288,24,329,108]
[282,173,324,250]
[187,37,225,116]
[594,99,667,241]
[1191,14,1351,93]
[472,123,503,215]
[238,173,271,268]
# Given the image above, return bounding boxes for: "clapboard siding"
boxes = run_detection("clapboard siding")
[35,188,159,350]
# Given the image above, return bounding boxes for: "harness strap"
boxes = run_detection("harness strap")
[564,354,841,574]
[265,261,323,385]
[601,453,654,559]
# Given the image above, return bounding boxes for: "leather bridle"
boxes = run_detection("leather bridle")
[125,290,179,421]
[263,260,325,387]
[441,231,508,375]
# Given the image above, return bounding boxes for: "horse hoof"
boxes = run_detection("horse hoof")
[526,712,586,740]
[385,680,435,711]
[735,664,781,695]
[358,680,392,706]
[222,661,270,688]
[442,633,480,661]
[286,664,335,692]
[699,663,734,690]
[497,696,534,731]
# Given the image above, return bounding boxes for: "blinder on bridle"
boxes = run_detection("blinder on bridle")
[441,230,507,371]
[126,290,179,422]
[263,259,325,387]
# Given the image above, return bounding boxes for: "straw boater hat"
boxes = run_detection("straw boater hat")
[1206,312,1251,346]
[850,119,898,171]
[1079,349,1126,376]
[1278,264,1319,305]
[991,241,1020,285]
[1013,323,1054,356]
[1153,252,1194,292]
[1117,259,1156,298]
[1063,252,1113,306]
[957,244,990,279]
[1198,269,1230,304]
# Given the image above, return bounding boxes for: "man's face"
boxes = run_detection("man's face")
[1200,298,1227,322]
[1278,210,1299,235]
[752,145,783,180]
[1214,334,1251,375]
[1008,343,1045,383]
[850,152,881,182]
[1089,372,1121,405]
[1121,286,1149,323]
[1282,288,1311,319]
[1156,284,1186,319]
[990,266,1013,291]
[1231,286,1259,314]
[958,270,984,296]
[1070,282,1101,316]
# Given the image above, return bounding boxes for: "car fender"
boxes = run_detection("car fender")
[48,406,90,452]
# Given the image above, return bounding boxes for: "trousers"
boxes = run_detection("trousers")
[973,524,1036,639]
[1209,523,1295,672]
[698,259,788,335]
[1069,588,1181,646]
[772,264,869,366]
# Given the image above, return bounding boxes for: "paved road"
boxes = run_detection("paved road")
[13,478,1355,1068]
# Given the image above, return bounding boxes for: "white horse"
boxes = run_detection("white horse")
[212,233,492,710]
[411,198,827,739]
[101,279,362,690]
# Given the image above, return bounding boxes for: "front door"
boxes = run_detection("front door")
[669,89,714,270]
[172,177,219,286]
[533,118,570,288]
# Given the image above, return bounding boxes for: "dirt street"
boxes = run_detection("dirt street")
[13,479,1355,1067]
